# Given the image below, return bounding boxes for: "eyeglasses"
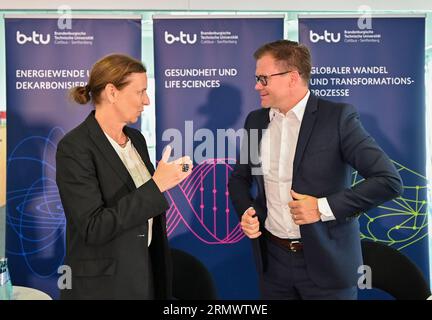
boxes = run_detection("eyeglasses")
[255,70,295,86]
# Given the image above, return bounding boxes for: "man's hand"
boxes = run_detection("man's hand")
[152,146,193,192]
[240,208,261,239]
[288,190,321,225]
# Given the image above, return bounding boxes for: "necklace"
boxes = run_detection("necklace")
[118,137,129,148]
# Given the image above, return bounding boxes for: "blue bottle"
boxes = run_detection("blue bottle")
[0,258,13,300]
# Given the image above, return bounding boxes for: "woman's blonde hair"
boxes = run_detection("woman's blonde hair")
[70,53,146,105]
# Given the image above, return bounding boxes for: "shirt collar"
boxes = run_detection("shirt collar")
[269,90,310,122]
[104,132,131,152]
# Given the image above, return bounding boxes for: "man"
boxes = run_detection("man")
[228,40,402,300]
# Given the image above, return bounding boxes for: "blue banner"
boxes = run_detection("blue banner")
[154,16,283,299]
[5,17,141,299]
[299,16,428,298]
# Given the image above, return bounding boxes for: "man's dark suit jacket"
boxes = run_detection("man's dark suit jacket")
[56,111,171,299]
[228,94,403,289]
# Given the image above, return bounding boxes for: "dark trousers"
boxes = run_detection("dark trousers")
[261,236,357,300]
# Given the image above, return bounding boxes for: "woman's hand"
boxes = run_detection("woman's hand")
[152,146,193,192]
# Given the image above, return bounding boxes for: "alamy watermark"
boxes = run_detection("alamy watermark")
[57,265,72,290]
[357,5,373,30]
[161,121,269,175]
[358,264,373,290]
[57,263,375,291]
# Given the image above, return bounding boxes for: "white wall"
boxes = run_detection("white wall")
[0,0,432,11]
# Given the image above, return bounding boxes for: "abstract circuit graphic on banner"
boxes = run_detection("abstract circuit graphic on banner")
[5,17,141,298]
[154,16,284,298]
[299,17,428,282]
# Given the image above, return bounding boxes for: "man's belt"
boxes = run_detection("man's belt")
[265,230,303,252]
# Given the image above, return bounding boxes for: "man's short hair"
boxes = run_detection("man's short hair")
[254,40,312,83]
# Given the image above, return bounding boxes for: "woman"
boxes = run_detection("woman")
[56,54,192,299]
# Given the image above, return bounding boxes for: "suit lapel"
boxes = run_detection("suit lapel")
[255,109,271,193]
[293,94,318,176]
[85,111,136,191]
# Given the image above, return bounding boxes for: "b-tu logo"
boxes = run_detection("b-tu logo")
[164,31,197,44]
[309,30,340,43]
[16,31,51,45]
